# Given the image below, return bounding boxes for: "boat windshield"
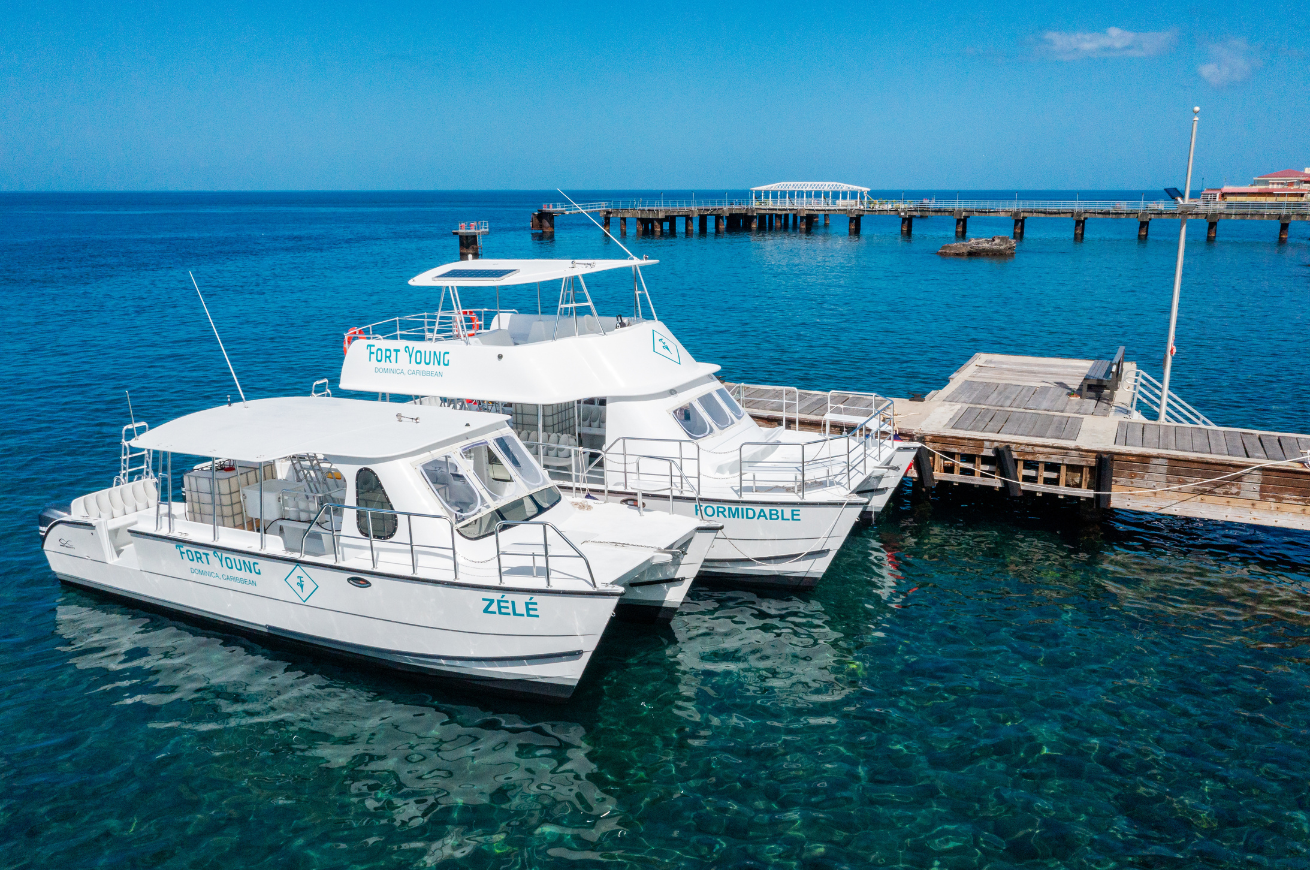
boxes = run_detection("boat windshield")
[715,387,745,421]
[492,434,546,489]
[696,392,733,429]
[672,401,712,439]
[420,435,563,540]
[420,456,487,522]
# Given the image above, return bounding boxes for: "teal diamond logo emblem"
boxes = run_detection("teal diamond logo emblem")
[283,564,318,603]
[652,330,681,364]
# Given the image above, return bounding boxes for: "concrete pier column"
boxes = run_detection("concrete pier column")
[654,217,663,236]
[1074,218,1086,241]
[955,216,968,237]
[620,217,627,236]
[457,232,481,260]
[823,214,829,227]
[1207,220,1217,241]
[848,215,861,235]
[1137,220,1149,240]
[1013,217,1025,240]
[685,215,693,235]
[531,210,555,233]
[900,215,913,235]
[699,214,708,233]
[1279,221,1290,243]
[748,214,758,231]
[602,214,610,232]
[715,215,725,234]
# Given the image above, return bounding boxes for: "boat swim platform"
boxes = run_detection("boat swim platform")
[728,352,1310,531]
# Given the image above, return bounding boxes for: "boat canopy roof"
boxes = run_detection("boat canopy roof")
[410,258,658,288]
[131,397,507,463]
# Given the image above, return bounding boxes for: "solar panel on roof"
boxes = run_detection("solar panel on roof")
[436,268,518,280]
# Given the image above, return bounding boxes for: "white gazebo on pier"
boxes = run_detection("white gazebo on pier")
[750,181,870,208]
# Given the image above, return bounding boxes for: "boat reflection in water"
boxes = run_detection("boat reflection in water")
[55,597,620,861]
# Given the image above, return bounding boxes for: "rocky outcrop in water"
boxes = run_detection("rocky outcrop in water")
[937,236,1016,257]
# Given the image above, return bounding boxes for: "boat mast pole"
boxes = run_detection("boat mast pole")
[1159,107,1199,424]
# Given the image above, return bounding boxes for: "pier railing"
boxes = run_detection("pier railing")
[541,199,1310,217]
[1126,370,1215,427]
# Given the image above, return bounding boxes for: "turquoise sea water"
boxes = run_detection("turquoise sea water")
[3,191,1310,868]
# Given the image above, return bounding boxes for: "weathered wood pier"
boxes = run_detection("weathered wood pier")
[533,197,1310,243]
[728,350,1310,530]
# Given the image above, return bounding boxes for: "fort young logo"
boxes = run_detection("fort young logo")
[283,564,319,603]
[652,330,681,364]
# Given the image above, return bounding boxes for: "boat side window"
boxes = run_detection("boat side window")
[355,468,398,540]
[714,387,745,421]
[671,402,712,439]
[461,441,524,502]
[492,434,546,489]
[420,455,488,521]
[696,392,733,429]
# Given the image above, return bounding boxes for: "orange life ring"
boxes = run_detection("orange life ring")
[343,327,365,355]
[461,310,480,336]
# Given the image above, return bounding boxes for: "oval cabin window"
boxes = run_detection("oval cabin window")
[355,468,398,540]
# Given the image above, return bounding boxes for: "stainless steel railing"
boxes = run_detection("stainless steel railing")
[300,502,460,578]
[345,309,517,344]
[1126,369,1215,427]
[738,406,892,497]
[522,438,702,515]
[493,521,595,588]
[732,383,800,430]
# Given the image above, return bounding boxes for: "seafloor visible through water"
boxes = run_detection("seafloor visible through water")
[3,191,1309,869]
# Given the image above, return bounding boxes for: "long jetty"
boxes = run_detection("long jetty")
[532,199,1310,242]
[726,350,1310,531]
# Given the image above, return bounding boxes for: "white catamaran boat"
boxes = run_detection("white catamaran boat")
[338,258,918,589]
[38,397,719,698]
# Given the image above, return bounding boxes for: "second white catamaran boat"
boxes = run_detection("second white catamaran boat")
[338,258,918,588]
[38,397,718,697]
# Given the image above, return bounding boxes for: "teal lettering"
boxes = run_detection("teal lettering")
[525,598,538,618]
[482,598,495,613]
[727,506,740,519]
[496,597,510,615]
[768,508,780,521]
[791,509,800,521]
[511,600,522,617]
[744,508,756,520]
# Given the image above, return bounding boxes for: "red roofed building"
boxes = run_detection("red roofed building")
[1201,167,1310,203]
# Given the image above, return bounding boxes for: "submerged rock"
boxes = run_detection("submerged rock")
[938,236,1016,257]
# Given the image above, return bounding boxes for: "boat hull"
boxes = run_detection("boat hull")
[43,521,620,699]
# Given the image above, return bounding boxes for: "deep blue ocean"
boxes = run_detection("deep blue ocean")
[3,191,1310,869]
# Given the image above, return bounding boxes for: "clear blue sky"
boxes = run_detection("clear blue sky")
[1,1,1304,191]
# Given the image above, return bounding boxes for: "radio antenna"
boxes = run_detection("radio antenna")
[125,390,137,427]
[190,271,248,407]
[556,189,642,261]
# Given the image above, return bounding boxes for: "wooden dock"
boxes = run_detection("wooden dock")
[532,198,1309,243]
[729,352,1310,531]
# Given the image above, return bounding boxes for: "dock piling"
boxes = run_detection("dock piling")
[1074,218,1086,241]
[1138,219,1149,240]
[955,216,968,237]
[1013,217,1025,240]
[1207,220,1217,241]
[1279,221,1290,243]
[848,215,861,235]
[620,217,627,236]
[715,215,724,234]
[900,216,913,235]
[530,210,555,233]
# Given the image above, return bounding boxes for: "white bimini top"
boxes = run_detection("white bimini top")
[131,397,507,462]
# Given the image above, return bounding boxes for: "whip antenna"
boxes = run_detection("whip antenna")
[190,271,248,407]
[556,189,643,262]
